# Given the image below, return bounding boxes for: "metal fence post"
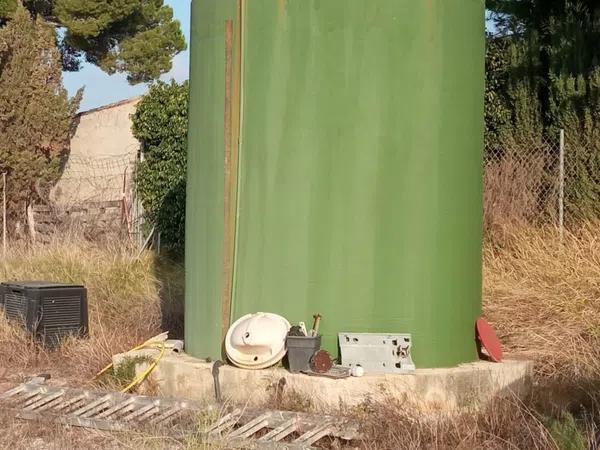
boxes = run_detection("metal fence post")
[559,129,565,241]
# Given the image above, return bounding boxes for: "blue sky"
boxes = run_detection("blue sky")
[63,0,191,111]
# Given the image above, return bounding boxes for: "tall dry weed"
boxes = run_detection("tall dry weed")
[0,238,183,382]
[356,395,559,450]
[484,222,600,401]
[484,153,549,231]
[0,224,599,448]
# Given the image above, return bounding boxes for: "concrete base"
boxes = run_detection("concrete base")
[114,349,533,411]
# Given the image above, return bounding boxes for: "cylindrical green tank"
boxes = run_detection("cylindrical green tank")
[186,0,485,368]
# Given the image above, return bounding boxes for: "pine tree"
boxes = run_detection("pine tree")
[0,0,186,84]
[0,4,81,228]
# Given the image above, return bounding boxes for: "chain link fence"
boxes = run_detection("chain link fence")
[0,152,144,248]
[484,129,600,237]
[484,131,566,235]
[2,130,596,248]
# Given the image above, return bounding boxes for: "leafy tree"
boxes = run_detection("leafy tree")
[0,0,186,83]
[485,36,544,147]
[488,1,600,117]
[0,4,82,228]
[132,80,188,253]
[548,70,600,219]
[488,0,600,30]
[486,0,600,219]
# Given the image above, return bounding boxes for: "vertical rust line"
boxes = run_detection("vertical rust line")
[232,2,242,147]
[222,19,234,341]
[228,0,244,330]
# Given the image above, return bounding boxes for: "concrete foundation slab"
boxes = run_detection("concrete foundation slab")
[113,350,532,411]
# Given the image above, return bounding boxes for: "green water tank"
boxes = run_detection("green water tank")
[185,0,485,368]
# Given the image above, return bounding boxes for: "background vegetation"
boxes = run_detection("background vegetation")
[0,0,185,240]
[486,0,600,220]
[0,5,81,229]
[0,0,185,83]
[131,80,189,254]
[0,1,600,448]
[1,225,599,448]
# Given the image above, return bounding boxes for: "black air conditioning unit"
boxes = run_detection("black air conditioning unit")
[1,281,88,345]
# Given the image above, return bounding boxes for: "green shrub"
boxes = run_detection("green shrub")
[132,80,188,253]
[549,412,587,450]
[96,355,153,391]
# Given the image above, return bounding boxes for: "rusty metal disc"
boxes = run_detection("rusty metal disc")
[310,350,333,373]
[476,318,503,363]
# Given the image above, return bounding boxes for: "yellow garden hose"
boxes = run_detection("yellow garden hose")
[119,342,166,393]
[94,332,169,393]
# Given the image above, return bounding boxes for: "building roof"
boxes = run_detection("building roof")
[77,96,142,117]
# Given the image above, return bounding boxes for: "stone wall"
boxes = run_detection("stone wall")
[32,201,125,243]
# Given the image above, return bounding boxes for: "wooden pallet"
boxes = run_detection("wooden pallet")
[0,377,358,449]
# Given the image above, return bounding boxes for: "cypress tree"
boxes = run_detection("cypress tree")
[0,4,81,227]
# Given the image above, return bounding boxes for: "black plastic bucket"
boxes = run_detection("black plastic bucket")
[286,335,321,373]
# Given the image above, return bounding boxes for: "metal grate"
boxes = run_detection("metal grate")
[40,296,82,334]
[4,293,27,322]
[0,378,359,449]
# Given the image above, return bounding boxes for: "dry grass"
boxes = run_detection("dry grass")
[0,409,121,450]
[0,223,599,448]
[484,153,550,230]
[0,409,219,450]
[0,239,183,383]
[483,136,560,232]
[356,395,561,450]
[483,222,600,394]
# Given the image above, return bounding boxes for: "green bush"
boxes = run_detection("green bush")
[132,80,188,253]
[548,412,587,450]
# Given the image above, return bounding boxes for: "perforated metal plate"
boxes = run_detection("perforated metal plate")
[339,332,416,374]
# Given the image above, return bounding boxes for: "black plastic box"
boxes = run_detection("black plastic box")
[1,281,88,345]
[0,283,5,307]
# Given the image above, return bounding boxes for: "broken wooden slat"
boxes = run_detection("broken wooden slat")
[0,384,27,401]
[24,391,65,411]
[209,408,242,435]
[0,378,359,449]
[269,420,299,442]
[135,406,160,422]
[258,418,296,442]
[294,421,333,445]
[95,398,135,419]
[121,402,158,422]
[228,412,271,439]
[148,406,182,425]
[71,394,112,417]
[53,394,87,412]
